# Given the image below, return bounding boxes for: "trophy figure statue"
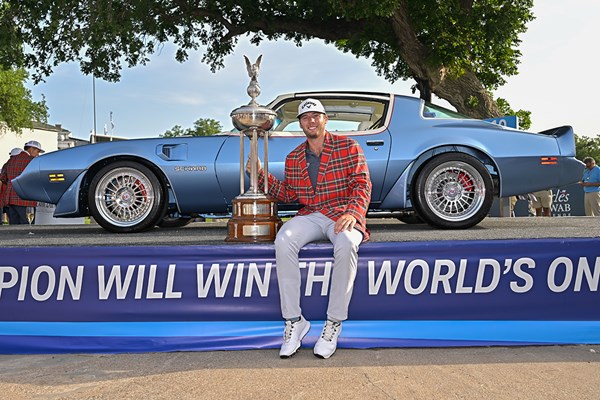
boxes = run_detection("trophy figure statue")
[226,55,282,242]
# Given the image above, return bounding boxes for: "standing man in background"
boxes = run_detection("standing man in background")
[531,189,553,217]
[0,148,23,224]
[579,157,600,216]
[0,141,44,224]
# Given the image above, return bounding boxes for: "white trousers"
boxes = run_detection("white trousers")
[274,212,363,322]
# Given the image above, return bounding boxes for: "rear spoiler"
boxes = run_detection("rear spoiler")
[537,126,576,156]
[537,125,573,138]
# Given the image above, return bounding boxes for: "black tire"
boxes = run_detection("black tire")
[412,153,493,229]
[157,215,194,228]
[397,213,425,224]
[87,161,166,233]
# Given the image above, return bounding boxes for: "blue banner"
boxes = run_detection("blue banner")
[1,239,599,353]
[491,183,585,217]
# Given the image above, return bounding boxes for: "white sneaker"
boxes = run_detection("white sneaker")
[313,320,342,359]
[279,317,311,358]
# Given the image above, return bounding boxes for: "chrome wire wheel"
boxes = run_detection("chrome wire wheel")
[423,161,486,222]
[93,167,156,228]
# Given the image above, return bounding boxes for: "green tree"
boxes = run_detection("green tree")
[0,3,49,133]
[161,125,186,138]
[1,0,534,120]
[0,67,48,133]
[575,134,600,163]
[495,97,531,130]
[161,118,222,137]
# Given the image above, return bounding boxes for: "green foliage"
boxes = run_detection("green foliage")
[495,97,531,130]
[336,0,534,90]
[575,134,600,163]
[0,2,24,68]
[161,118,222,137]
[0,67,48,133]
[1,0,535,120]
[161,125,186,138]
[467,95,479,109]
[2,0,533,91]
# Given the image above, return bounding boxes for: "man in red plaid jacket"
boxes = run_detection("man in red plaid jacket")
[0,140,45,224]
[257,98,371,359]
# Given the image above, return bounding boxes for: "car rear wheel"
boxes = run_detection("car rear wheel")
[412,153,493,229]
[88,161,166,233]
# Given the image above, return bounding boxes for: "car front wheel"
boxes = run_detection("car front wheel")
[88,161,166,233]
[412,153,493,229]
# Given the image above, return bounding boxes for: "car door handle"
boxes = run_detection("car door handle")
[366,140,385,146]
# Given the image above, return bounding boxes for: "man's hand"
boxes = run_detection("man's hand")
[334,213,357,234]
[245,156,262,175]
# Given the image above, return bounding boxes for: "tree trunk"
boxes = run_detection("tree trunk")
[391,3,501,119]
[435,71,501,119]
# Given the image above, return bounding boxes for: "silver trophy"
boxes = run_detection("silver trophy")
[226,55,282,242]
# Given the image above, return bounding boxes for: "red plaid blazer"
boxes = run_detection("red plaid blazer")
[260,131,372,240]
[0,152,36,207]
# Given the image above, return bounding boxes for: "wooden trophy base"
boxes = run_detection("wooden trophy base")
[225,195,282,242]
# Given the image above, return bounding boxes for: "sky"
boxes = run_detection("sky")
[28,1,600,140]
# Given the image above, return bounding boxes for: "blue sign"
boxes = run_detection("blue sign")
[1,239,599,353]
[491,183,585,217]
[484,115,519,129]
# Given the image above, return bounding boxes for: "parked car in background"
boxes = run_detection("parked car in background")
[12,91,584,233]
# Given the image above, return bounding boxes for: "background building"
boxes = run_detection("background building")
[0,122,84,166]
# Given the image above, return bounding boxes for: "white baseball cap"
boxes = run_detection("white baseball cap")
[9,147,23,157]
[24,140,45,153]
[297,98,326,118]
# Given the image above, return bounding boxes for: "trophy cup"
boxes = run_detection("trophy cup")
[226,55,282,242]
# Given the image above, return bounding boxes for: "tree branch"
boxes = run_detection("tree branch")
[390,1,444,90]
[172,2,371,44]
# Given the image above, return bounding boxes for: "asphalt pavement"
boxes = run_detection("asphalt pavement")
[2,216,600,247]
[1,216,599,399]
[0,345,598,399]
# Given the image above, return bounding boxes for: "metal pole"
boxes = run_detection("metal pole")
[239,131,245,195]
[249,128,259,194]
[92,74,97,144]
[263,131,269,194]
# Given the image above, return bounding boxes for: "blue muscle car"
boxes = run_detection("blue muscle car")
[13,91,584,233]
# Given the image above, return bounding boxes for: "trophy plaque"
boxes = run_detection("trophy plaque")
[226,55,282,242]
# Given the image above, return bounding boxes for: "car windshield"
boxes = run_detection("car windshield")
[272,98,388,133]
[423,103,470,120]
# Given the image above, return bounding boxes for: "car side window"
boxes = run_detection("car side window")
[423,102,470,120]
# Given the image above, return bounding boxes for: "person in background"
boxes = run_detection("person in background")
[252,98,372,359]
[509,194,535,217]
[509,195,518,217]
[579,157,600,216]
[0,141,44,224]
[531,189,553,217]
[0,148,24,224]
